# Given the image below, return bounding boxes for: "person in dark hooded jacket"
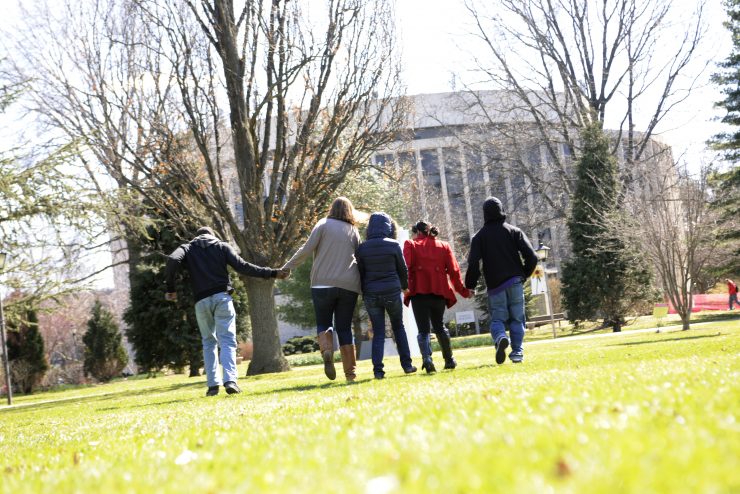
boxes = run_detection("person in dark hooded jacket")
[165,227,288,396]
[355,213,416,379]
[465,197,538,364]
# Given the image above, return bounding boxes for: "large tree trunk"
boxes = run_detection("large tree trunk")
[245,277,290,375]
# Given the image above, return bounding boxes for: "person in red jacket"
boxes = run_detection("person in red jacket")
[727,279,739,310]
[403,220,472,373]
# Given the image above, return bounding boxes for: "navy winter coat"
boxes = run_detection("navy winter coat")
[355,213,408,295]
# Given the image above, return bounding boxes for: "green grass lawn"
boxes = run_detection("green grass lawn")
[2,320,738,493]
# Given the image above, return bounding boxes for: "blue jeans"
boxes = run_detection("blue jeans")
[311,287,358,345]
[194,292,237,388]
[364,291,413,374]
[487,279,526,354]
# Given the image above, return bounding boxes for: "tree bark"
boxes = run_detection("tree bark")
[245,276,290,375]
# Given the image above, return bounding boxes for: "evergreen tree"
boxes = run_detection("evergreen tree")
[7,308,48,394]
[561,122,654,331]
[83,300,128,382]
[708,0,740,276]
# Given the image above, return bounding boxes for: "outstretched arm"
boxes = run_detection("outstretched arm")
[224,244,278,278]
[445,244,470,297]
[282,221,323,270]
[464,237,482,290]
[164,245,187,293]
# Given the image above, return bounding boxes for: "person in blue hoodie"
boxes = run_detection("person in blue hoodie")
[355,213,417,379]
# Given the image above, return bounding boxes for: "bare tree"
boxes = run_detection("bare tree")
[459,0,709,219]
[608,162,718,330]
[125,0,407,374]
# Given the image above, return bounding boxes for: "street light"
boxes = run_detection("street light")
[0,252,12,405]
[535,244,557,338]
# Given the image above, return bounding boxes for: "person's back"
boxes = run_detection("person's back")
[465,197,537,365]
[356,212,414,379]
[356,213,407,295]
[283,217,361,294]
[164,227,282,397]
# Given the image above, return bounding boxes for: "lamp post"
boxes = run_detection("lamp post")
[535,244,557,338]
[0,252,12,405]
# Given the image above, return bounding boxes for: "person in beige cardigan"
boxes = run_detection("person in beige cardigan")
[282,197,362,382]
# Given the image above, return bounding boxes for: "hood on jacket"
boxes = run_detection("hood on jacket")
[366,212,393,239]
[483,197,506,223]
[191,234,221,249]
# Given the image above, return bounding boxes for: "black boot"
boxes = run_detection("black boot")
[435,328,456,370]
[417,333,436,374]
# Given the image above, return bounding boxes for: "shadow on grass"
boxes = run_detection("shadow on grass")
[0,381,204,415]
[609,333,722,347]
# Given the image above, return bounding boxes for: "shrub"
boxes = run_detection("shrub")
[83,300,128,382]
[282,335,319,355]
[7,308,48,394]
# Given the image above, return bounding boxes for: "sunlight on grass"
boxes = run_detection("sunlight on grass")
[1,320,738,493]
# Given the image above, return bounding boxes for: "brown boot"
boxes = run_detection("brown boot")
[340,344,357,382]
[318,329,336,380]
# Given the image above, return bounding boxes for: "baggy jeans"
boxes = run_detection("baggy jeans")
[194,292,237,388]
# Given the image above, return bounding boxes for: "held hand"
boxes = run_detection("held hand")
[276,269,291,280]
[403,289,410,297]
[165,292,178,302]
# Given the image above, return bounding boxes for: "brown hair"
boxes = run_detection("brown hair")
[412,220,439,237]
[327,197,356,225]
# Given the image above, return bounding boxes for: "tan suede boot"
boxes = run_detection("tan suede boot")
[318,329,336,380]
[340,344,357,382]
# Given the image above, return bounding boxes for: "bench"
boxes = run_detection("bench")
[526,313,566,330]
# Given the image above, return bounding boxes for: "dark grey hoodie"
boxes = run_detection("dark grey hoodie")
[165,234,277,301]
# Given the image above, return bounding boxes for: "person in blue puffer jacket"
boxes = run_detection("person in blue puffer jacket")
[355,212,417,379]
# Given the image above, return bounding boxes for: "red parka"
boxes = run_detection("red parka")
[403,234,471,308]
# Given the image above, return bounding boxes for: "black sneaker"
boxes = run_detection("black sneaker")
[206,386,219,397]
[444,358,457,370]
[224,381,242,395]
[374,372,385,380]
[403,366,417,374]
[495,337,509,365]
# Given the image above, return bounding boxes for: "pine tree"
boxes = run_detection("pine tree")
[561,122,654,331]
[83,301,128,382]
[7,309,48,394]
[708,0,740,276]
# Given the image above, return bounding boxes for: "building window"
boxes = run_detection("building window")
[420,149,441,190]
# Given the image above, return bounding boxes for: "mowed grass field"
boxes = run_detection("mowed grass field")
[1,320,738,494]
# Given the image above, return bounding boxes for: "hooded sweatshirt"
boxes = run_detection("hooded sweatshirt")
[464,197,538,291]
[165,234,278,302]
[355,212,408,295]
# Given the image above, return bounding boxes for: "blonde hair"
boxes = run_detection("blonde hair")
[327,196,356,225]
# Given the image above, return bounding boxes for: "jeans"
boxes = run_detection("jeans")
[311,287,358,346]
[194,292,237,388]
[487,279,526,355]
[409,294,447,335]
[364,291,413,374]
[730,293,739,310]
